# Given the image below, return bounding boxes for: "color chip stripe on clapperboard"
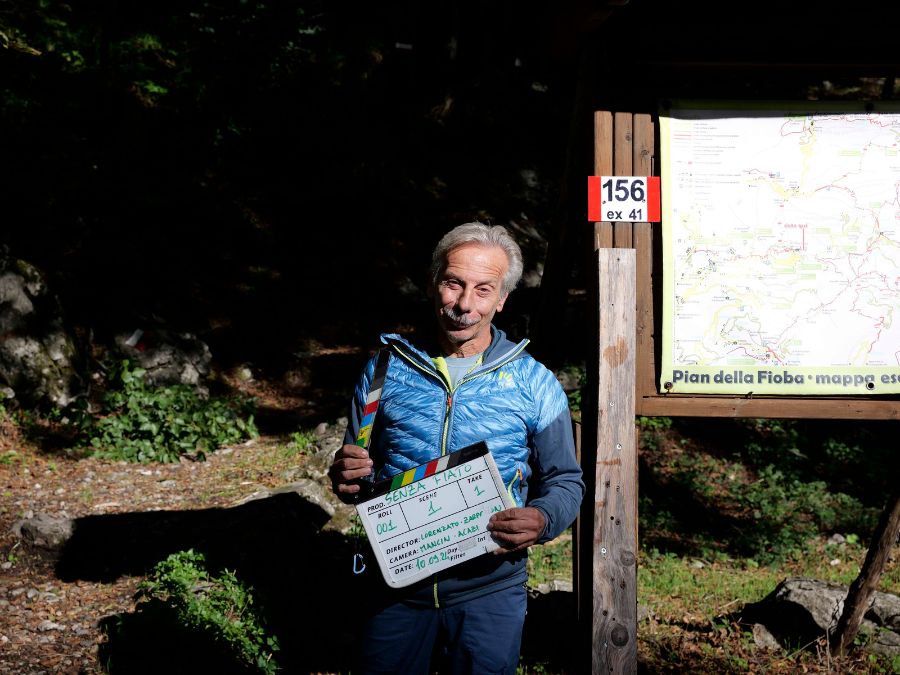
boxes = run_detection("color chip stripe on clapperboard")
[366,441,490,499]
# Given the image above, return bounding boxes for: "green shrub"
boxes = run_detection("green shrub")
[85,360,257,463]
[287,429,317,456]
[740,418,805,474]
[638,416,674,451]
[737,465,877,562]
[645,445,880,564]
[637,416,673,432]
[567,388,582,419]
[128,550,279,674]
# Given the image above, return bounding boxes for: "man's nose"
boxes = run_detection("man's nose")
[456,287,475,312]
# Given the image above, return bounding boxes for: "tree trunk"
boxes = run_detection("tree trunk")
[830,489,900,658]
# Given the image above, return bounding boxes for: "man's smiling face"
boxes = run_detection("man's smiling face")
[431,243,509,358]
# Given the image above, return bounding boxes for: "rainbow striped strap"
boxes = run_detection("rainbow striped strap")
[355,349,390,450]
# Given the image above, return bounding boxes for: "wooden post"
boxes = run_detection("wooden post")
[594,111,614,249]
[612,112,633,249]
[632,113,656,410]
[579,110,614,630]
[592,248,638,674]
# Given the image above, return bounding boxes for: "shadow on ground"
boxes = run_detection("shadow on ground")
[55,493,358,673]
[54,493,579,674]
[520,589,580,673]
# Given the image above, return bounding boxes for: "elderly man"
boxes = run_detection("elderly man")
[329,222,584,675]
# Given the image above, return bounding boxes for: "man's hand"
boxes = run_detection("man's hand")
[487,507,545,554]
[328,444,374,503]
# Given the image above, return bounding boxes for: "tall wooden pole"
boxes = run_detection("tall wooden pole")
[591,248,638,674]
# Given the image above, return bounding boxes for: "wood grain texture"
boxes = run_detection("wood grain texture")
[613,112,633,248]
[594,111,614,249]
[632,113,656,402]
[592,249,637,674]
[635,395,900,419]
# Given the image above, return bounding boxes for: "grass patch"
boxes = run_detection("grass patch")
[632,416,900,673]
[0,449,20,465]
[638,549,778,622]
[222,427,323,487]
[527,532,572,588]
[285,429,318,456]
[520,417,900,673]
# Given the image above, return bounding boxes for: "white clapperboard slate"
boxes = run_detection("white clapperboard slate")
[355,441,515,588]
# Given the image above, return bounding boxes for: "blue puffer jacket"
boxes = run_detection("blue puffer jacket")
[345,326,585,607]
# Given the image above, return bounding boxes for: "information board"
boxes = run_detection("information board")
[355,442,514,589]
[660,101,900,395]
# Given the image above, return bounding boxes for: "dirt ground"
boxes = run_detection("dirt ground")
[0,364,361,675]
[0,431,320,674]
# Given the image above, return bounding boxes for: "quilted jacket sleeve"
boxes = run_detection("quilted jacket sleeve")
[525,367,585,544]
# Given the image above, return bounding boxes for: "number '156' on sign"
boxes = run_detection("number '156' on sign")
[587,176,661,222]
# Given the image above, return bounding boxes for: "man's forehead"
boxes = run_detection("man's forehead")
[442,243,508,274]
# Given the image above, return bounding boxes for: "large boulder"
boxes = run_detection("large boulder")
[0,256,80,408]
[742,576,900,658]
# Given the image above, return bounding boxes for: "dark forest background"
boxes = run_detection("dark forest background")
[1,0,602,403]
[3,0,900,417]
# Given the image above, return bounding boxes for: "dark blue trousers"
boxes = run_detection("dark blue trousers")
[356,583,527,675]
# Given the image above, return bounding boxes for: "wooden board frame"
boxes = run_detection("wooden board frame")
[593,110,900,421]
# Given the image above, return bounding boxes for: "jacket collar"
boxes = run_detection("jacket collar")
[381,325,526,369]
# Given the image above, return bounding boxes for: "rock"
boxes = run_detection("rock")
[870,628,900,658]
[752,623,781,650]
[867,589,900,630]
[771,577,846,633]
[742,576,900,658]
[0,256,81,409]
[531,579,573,595]
[12,513,73,550]
[113,326,212,390]
[234,478,339,518]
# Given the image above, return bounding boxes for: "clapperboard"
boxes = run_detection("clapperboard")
[355,441,515,588]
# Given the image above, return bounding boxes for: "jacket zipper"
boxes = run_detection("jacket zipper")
[389,347,452,453]
[390,339,530,456]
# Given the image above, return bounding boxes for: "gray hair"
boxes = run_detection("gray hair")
[430,222,524,295]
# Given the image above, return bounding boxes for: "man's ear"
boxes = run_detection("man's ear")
[496,292,509,312]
